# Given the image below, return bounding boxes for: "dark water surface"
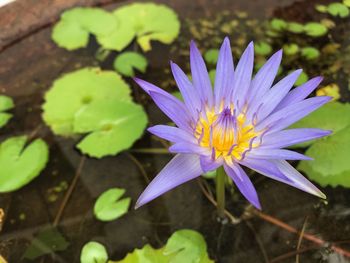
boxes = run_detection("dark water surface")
[1,0,350,262]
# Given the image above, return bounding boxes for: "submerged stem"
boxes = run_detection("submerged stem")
[216,166,226,218]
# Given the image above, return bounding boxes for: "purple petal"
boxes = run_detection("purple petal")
[169,142,209,155]
[230,42,254,109]
[200,155,223,172]
[275,76,323,111]
[247,50,282,108]
[256,69,302,122]
[148,91,193,132]
[256,96,332,133]
[190,41,213,107]
[214,37,234,108]
[272,160,326,199]
[134,77,173,97]
[260,128,331,148]
[171,62,201,118]
[247,148,312,160]
[135,154,203,208]
[148,125,196,144]
[224,162,261,209]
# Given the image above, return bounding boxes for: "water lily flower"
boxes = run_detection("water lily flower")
[134,37,331,210]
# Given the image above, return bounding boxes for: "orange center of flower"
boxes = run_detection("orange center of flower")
[194,106,260,160]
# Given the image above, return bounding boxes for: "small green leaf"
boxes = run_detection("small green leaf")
[113,245,169,263]
[171,91,183,101]
[74,100,147,158]
[270,18,287,31]
[327,3,349,18]
[0,136,49,193]
[43,68,131,136]
[344,0,350,7]
[52,7,117,50]
[301,47,320,60]
[304,22,328,37]
[98,3,180,51]
[254,41,272,56]
[0,95,14,128]
[204,49,219,64]
[283,43,299,56]
[208,69,216,86]
[287,22,304,33]
[294,71,309,86]
[23,228,69,260]
[94,188,131,221]
[81,241,108,263]
[315,4,328,13]
[113,52,148,77]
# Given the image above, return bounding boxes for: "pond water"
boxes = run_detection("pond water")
[1,0,350,262]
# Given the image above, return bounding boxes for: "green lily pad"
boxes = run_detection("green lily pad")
[283,43,299,56]
[113,52,148,77]
[113,245,169,263]
[0,136,49,193]
[287,22,304,33]
[81,241,108,263]
[52,7,117,50]
[304,22,328,37]
[74,100,147,158]
[254,41,272,56]
[43,68,131,136]
[344,0,350,7]
[294,71,309,86]
[270,18,287,31]
[327,3,349,18]
[0,95,14,128]
[315,4,328,13]
[23,228,69,260]
[301,47,320,60]
[204,49,219,64]
[98,3,180,51]
[94,188,131,221]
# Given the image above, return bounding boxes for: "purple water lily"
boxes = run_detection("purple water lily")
[134,37,331,210]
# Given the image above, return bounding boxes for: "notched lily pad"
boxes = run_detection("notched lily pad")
[327,3,349,18]
[74,100,147,158]
[114,52,148,77]
[0,136,49,192]
[81,241,108,263]
[52,7,117,50]
[43,68,131,136]
[98,3,180,51]
[0,95,14,128]
[94,188,131,221]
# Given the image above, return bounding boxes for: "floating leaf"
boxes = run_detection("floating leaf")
[270,18,287,31]
[315,4,328,13]
[171,91,183,101]
[74,100,147,158]
[164,229,213,263]
[0,95,14,128]
[113,229,213,263]
[344,0,350,7]
[23,228,69,260]
[294,71,309,86]
[254,41,272,56]
[301,47,320,60]
[43,68,131,136]
[98,3,180,51]
[283,43,299,56]
[94,188,131,221]
[204,49,219,64]
[0,136,49,193]
[316,83,340,101]
[287,22,304,33]
[113,52,148,77]
[327,3,349,18]
[81,241,108,263]
[304,22,328,37]
[52,7,117,50]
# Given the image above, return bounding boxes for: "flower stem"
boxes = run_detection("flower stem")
[216,166,226,218]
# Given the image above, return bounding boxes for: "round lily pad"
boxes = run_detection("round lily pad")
[98,3,180,51]
[270,18,287,31]
[287,22,304,33]
[283,43,299,56]
[43,68,131,136]
[0,136,49,192]
[327,3,349,18]
[94,188,131,221]
[301,47,320,60]
[74,100,147,158]
[304,22,328,37]
[204,49,219,64]
[113,52,148,77]
[81,241,108,263]
[52,7,117,50]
